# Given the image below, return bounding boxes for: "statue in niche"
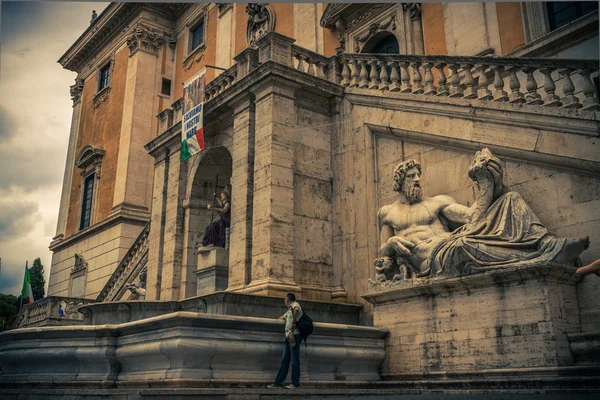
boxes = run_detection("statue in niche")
[375,148,589,281]
[201,186,231,248]
[246,3,275,48]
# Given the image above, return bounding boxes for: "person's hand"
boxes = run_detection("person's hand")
[386,236,415,256]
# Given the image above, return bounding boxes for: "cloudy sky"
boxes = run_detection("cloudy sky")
[0,1,108,295]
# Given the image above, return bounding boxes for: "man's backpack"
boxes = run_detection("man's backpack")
[296,312,313,344]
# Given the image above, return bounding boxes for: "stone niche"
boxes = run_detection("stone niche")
[363,264,582,378]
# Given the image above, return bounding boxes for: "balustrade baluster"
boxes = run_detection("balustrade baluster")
[389,61,401,92]
[462,64,477,99]
[579,69,600,111]
[341,59,351,87]
[435,63,449,96]
[476,65,492,100]
[423,63,436,95]
[540,68,561,107]
[368,60,380,89]
[490,66,508,102]
[400,62,412,93]
[297,54,305,73]
[507,66,525,104]
[558,68,582,109]
[379,61,390,91]
[359,60,369,88]
[316,61,327,79]
[523,67,543,105]
[307,58,315,76]
[448,64,463,98]
[350,59,360,88]
[411,62,424,94]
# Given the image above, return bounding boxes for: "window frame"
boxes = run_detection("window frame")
[79,172,95,231]
[98,63,111,92]
[547,1,599,31]
[189,17,206,54]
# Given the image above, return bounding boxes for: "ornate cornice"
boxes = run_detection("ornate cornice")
[58,3,190,72]
[126,23,165,56]
[354,15,397,53]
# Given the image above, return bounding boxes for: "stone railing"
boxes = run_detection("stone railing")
[337,54,599,110]
[291,44,331,79]
[11,296,95,329]
[204,64,238,102]
[96,222,150,302]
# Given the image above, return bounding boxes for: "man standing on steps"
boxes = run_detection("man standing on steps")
[267,293,303,389]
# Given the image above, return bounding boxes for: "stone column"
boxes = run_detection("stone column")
[112,23,164,215]
[409,4,425,55]
[227,93,256,290]
[54,78,84,239]
[242,75,301,296]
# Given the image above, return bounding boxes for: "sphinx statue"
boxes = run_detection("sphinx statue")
[375,148,589,280]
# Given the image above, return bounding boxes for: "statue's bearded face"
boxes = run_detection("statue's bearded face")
[402,167,423,204]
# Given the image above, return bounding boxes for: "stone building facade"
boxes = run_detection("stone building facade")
[48,1,599,303]
[2,2,599,396]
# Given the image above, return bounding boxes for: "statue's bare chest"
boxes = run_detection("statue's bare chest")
[385,201,439,232]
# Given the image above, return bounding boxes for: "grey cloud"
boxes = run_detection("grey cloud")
[0,201,39,241]
[0,105,18,142]
[0,145,65,192]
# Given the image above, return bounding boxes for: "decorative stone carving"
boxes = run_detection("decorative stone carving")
[90,10,98,24]
[218,3,233,16]
[71,254,88,273]
[125,283,146,299]
[402,3,422,20]
[70,78,84,105]
[374,148,590,283]
[353,15,396,53]
[126,23,164,56]
[92,86,111,108]
[245,4,275,48]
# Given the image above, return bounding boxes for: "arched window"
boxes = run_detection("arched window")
[362,32,400,54]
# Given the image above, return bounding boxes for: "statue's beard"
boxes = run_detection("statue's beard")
[402,182,423,204]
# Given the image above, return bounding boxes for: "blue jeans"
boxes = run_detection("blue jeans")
[274,334,301,387]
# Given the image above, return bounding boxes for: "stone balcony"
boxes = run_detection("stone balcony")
[11,296,95,329]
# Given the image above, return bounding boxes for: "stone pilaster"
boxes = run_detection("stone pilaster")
[227,93,256,290]
[112,24,163,215]
[54,78,84,239]
[239,76,301,296]
[145,149,169,301]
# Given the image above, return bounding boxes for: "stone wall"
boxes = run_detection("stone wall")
[48,221,145,299]
[331,86,600,326]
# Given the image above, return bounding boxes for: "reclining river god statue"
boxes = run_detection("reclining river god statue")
[375,148,590,281]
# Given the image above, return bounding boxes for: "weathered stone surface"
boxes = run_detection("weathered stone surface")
[0,312,386,385]
[363,265,582,377]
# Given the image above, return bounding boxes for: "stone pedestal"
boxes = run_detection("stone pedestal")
[363,264,583,379]
[195,247,229,296]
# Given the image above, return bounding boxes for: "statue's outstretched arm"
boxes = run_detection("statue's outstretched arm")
[441,201,475,225]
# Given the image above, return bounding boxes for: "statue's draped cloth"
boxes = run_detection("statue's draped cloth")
[429,192,566,278]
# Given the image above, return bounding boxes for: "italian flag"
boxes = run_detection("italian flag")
[181,104,205,161]
[21,264,33,304]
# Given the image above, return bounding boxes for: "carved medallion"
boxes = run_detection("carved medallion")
[245,3,276,48]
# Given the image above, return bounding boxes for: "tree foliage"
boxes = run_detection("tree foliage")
[0,293,19,331]
[30,257,45,301]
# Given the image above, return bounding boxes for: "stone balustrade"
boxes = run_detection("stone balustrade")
[204,64,238,102]
[292,45,330,79]
[11,296,95,329]
[96,221,150,302]
[337,54,599,110]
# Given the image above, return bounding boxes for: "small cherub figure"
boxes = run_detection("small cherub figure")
[374,256,409,282]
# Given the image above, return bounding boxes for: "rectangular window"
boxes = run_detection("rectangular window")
[99,64,110,91]
[547,2,599,31]
[191,20,205,51]
[80,174,94,230]
[161,78,172,96]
